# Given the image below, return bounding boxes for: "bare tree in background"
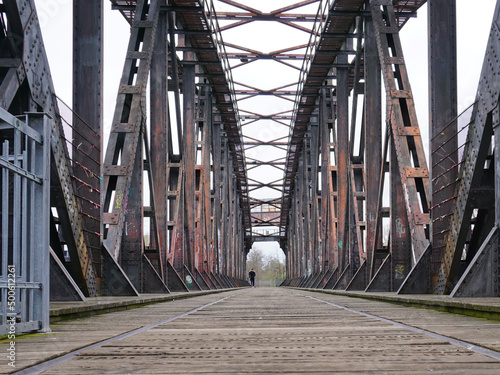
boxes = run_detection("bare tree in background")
[246,249,286,286]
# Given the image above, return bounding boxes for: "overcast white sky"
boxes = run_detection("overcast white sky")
[37,0,497,261]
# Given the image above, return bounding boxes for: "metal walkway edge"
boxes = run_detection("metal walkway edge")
[49,289,238,322]
[292,288,500,321]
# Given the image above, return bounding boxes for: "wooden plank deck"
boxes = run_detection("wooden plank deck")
[3,288,500,374]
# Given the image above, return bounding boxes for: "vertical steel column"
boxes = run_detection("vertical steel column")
[337,59,350,273]
[364,14,382,273]
[347,169,362,272]
[389,138,411,290]
[286,212,293,278]
[293,189,301,277]
[72,0,102,296]
[320,89,332,272]
[303,132,314,276]
[194,89,204,273]
[169,161,184,276]
[182,51,196,274]
[227,155,235,277]
[150,10,168,281]
[212,121,222,275]
[237,204,243,280]
[225,161,231,277]
[236,183,242,279]
[121,135,144,290]
[428,0,457,282]
[32,114,51,332]
[220,136,229,276]
[297,158,305,276]
[496,122,500,229]
[72,0,102,162]
[200,88,213,276]
[206,95,214,275]
[229,173,237,277]
[309,122,320,275]
[285,232,292,279]
[289,197,294,278]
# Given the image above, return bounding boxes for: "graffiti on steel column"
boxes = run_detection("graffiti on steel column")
[115,193,124,209]
[369,213,376,233]
[395,218,406,238]
[126,222,138,238]
[395,265,405,279]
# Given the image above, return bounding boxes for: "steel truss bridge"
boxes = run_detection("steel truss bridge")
[0,0,499,334]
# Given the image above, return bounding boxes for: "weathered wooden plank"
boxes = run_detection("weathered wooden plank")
[3,289,500,374]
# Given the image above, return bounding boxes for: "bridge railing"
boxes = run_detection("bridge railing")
[0,111,50,335]
[429,102,475,255]
[55,96,102,278]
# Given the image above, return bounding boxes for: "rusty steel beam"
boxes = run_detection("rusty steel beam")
[72,0,103,297]
[102,0,159,258]
[428,0,458,285]
[389,141,412,291]
[102,0,170,294]
[364,12,382,276]
[121,135,144,290]
[211,120,222,276]
[192,84,213,288]
[310,121,321,278]
[298,157,307,276]
[220,138,230,277]
[337,51,350,274]
[215,12,318,22]
[306,121,320,277]
[340,19,366,285]
[349,167,364,264]
[182,49,196,274]
[150,10,168,281]
[203,91,214,278]
[366,135,412,291]
[320,89,332,273]
[371,0,430,266]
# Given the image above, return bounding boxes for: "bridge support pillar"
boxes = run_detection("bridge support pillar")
[364,13,382,277]
[72,0,103,295]
[428,0,458,289]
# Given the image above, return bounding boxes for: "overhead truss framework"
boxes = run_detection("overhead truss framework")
[207,0,323,243]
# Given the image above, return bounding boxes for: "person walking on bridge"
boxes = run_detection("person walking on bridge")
[249,268,256,288]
